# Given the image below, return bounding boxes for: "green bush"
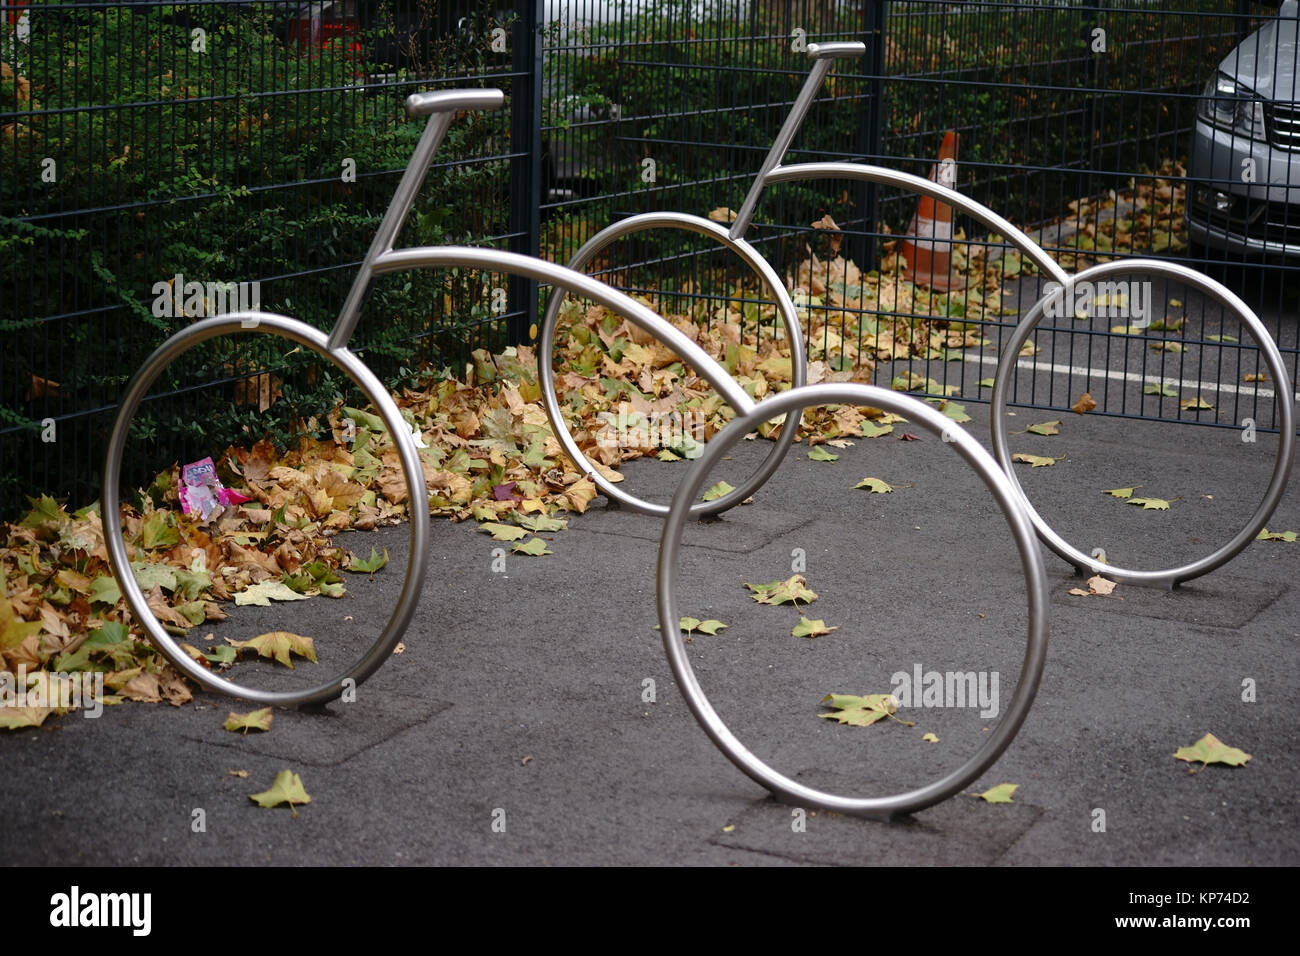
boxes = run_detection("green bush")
[1,0,512,516]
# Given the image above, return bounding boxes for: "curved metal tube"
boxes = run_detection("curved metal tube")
[373,247,755,420]
[989,259,1295,587]
[537,212,806,517]
[101,312,430,707]
[765,162,1070,287]
[657,383,1050,820]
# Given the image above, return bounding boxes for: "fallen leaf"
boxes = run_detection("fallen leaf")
[227,769,250,778]
[679,617,727,635]
[225,631,318,669]
[853,477,894,493]
[807,446,839,462]
[478,522,529,541]
[1181,397,1214,411]
[1173,733,1251,773]
[1128,497,1170,510]
[1144,382,1178,397]
[0,706,53,730]
[1102,486,1139,498]
[1086,574,1116,595]
[1012,453,1062,468]
[860,421,893,439]
[0,589,43,652]
[234,580,311,607]
[792,618,837,638]
[224,707,273,735]
[973,783,1018,803]
[1026,419,1061,436]
[745,575,818,607]
[701,481,735,502]
[250,769,312,815]
[511,537,552,556]
[1071,392,1096,414]
[921,732,940,744]
[1256,529,1297,543]
[518,514,566,533]
[818,692,912,727]
[347,547,389,573]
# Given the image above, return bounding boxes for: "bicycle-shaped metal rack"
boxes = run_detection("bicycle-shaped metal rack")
[102,50,1292,819]
[543,42,1294,589]
[543,43,1292,817]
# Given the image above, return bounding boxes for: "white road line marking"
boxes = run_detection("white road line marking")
[961,351,1299,402]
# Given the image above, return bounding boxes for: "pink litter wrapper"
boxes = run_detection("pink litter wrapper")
[179,457,249,521]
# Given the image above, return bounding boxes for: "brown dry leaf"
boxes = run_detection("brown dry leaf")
[1070,574,1118,597]
[1087,575,1117,596]
[121,671,162,703]
[562,477,598,513]
[4,634,45,672]
[145,585,192,630]
[1071,392,1097,415]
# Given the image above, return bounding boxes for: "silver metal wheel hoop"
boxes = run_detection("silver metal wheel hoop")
[989,258,1295,587]
[101,313,431,708]
[538,212,806,517]
[656,383,1050,820]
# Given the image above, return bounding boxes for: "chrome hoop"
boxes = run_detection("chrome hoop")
[990,259,1295,587]
[657,383,1050,820]
[539,212,806,517]
[101,313,430,708]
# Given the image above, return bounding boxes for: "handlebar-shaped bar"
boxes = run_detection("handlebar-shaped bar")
[806,41,866,60]
[405,89,506,119]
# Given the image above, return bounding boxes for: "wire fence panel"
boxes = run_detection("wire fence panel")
[3,0,1296,518]
[2,0,523,516]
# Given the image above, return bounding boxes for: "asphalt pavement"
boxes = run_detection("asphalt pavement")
[2,391,1296,866]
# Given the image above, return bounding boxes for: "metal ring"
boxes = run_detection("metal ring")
[657,383,1050,820]
[538,213,806,517]
[101,313,430,708]
[990,259,1295,587]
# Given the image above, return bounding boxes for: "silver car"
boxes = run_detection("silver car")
[1186,0,1300,259]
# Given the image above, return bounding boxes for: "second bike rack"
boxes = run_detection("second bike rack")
[545,41,1294,587]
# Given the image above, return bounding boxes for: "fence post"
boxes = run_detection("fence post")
[857,0,887,273]
[508,0,543,345]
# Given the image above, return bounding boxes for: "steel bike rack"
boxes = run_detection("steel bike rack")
[562,40,1293,584]
[103,90,759,709]
[656,383,1050,820]
[100,85,1049,817]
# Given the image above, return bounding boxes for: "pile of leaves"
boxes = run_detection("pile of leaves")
[0,301,909,725]
[0,166,1200,726]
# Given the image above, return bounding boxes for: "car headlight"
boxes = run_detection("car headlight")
[1198,72,1267,141]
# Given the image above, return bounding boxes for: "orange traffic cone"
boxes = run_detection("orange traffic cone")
[901,131,966,292]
